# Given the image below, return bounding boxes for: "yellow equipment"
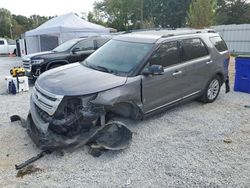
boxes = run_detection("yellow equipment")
[10,67,25,77]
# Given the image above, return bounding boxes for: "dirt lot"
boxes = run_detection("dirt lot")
[0,57,249,187]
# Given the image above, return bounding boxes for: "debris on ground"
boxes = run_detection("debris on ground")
[10,115,26,128]
[16,165,42,178]
[223,138,233,144]
[15,151,51,170]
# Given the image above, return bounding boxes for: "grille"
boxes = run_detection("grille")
[35,103,51,122]
[23,60,31,70]
[36,87,57,102]
[31,83,64,116]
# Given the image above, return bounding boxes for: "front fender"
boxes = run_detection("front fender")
[92,76,142,108]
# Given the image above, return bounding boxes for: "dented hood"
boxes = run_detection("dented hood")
[37,63,127,96]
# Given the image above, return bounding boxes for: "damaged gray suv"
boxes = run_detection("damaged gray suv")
[28,29,230,150]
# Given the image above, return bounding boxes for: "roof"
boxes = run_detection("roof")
[114,28,217,43]
[26,13,109,37]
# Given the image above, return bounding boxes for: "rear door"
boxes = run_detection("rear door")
[179,38,211,93]
[142,41,192,113]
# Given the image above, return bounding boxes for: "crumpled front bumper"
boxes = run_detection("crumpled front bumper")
[28,99,82,150]
[26,113,78,151]
[28,90,133,152]
[27,112,133,152]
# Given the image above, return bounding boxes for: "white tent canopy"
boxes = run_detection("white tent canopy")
[25,13,109,54]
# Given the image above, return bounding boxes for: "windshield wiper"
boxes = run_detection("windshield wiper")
[95,65,114,73]
[84,61,118,75]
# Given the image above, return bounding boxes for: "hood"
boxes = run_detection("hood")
[37,63,128,96]
[22,51,53,60]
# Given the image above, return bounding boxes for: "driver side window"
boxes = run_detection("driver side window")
[74,40,94,51]
[150,41,179,68]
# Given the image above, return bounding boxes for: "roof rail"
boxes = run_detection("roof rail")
[123,27,176,34]
[160,29,217,38]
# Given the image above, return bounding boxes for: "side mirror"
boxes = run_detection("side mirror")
[142,65,164,76]
[72,47,81,54]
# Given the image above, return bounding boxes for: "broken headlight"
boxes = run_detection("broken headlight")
[49,94,99,136]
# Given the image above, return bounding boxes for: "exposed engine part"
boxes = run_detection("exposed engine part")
[47,96,105,137]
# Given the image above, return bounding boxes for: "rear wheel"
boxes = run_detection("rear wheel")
[199,75,222,103]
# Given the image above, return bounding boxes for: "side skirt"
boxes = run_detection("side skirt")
[143,91,201,119]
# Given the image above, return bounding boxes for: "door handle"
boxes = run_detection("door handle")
[172,71,183,76]
[206,60,213,65]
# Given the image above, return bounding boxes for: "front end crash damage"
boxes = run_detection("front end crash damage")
[28,91,133,152]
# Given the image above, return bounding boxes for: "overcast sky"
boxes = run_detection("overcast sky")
[1,0,97,17]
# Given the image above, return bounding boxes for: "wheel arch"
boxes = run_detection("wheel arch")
[46,60,69,70]
[215,72,224,84]
[108,101,143,120]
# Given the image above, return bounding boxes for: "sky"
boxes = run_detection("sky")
[1,0,97,17]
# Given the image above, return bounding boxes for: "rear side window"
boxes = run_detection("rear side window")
[96,38,110,48]
[150,41,179,68]
[0,40,4,45]
[210,36,228,52]
[181,38,209,62]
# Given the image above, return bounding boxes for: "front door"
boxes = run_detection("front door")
[142,41,192,113]
[69,39,95,62]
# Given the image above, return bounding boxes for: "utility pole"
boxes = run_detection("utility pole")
[141,0,144,28]
[9,23,13,39]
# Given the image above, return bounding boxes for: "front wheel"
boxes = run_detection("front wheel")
[199,75,222,103]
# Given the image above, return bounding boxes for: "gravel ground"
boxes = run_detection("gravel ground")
[0,57,249,188]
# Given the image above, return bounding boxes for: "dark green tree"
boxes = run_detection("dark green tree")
[187,0,217,28]
[216,0,250,24]
[92,0,191,31]
[147,0,191,28]
[0,8,13,38]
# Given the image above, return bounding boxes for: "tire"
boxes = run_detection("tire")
[49,64,61,70]
[13,49,17,56]
[199,75,222,103]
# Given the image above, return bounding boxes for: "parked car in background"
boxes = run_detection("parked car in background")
[22,36,112,79]
[0,38,16,55]
[28,29,230,149]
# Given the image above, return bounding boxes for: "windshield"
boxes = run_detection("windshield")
[82,39,153,75]
[53,39,81,52]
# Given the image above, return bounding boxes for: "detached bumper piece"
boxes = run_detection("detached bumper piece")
[12,113,132,169]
